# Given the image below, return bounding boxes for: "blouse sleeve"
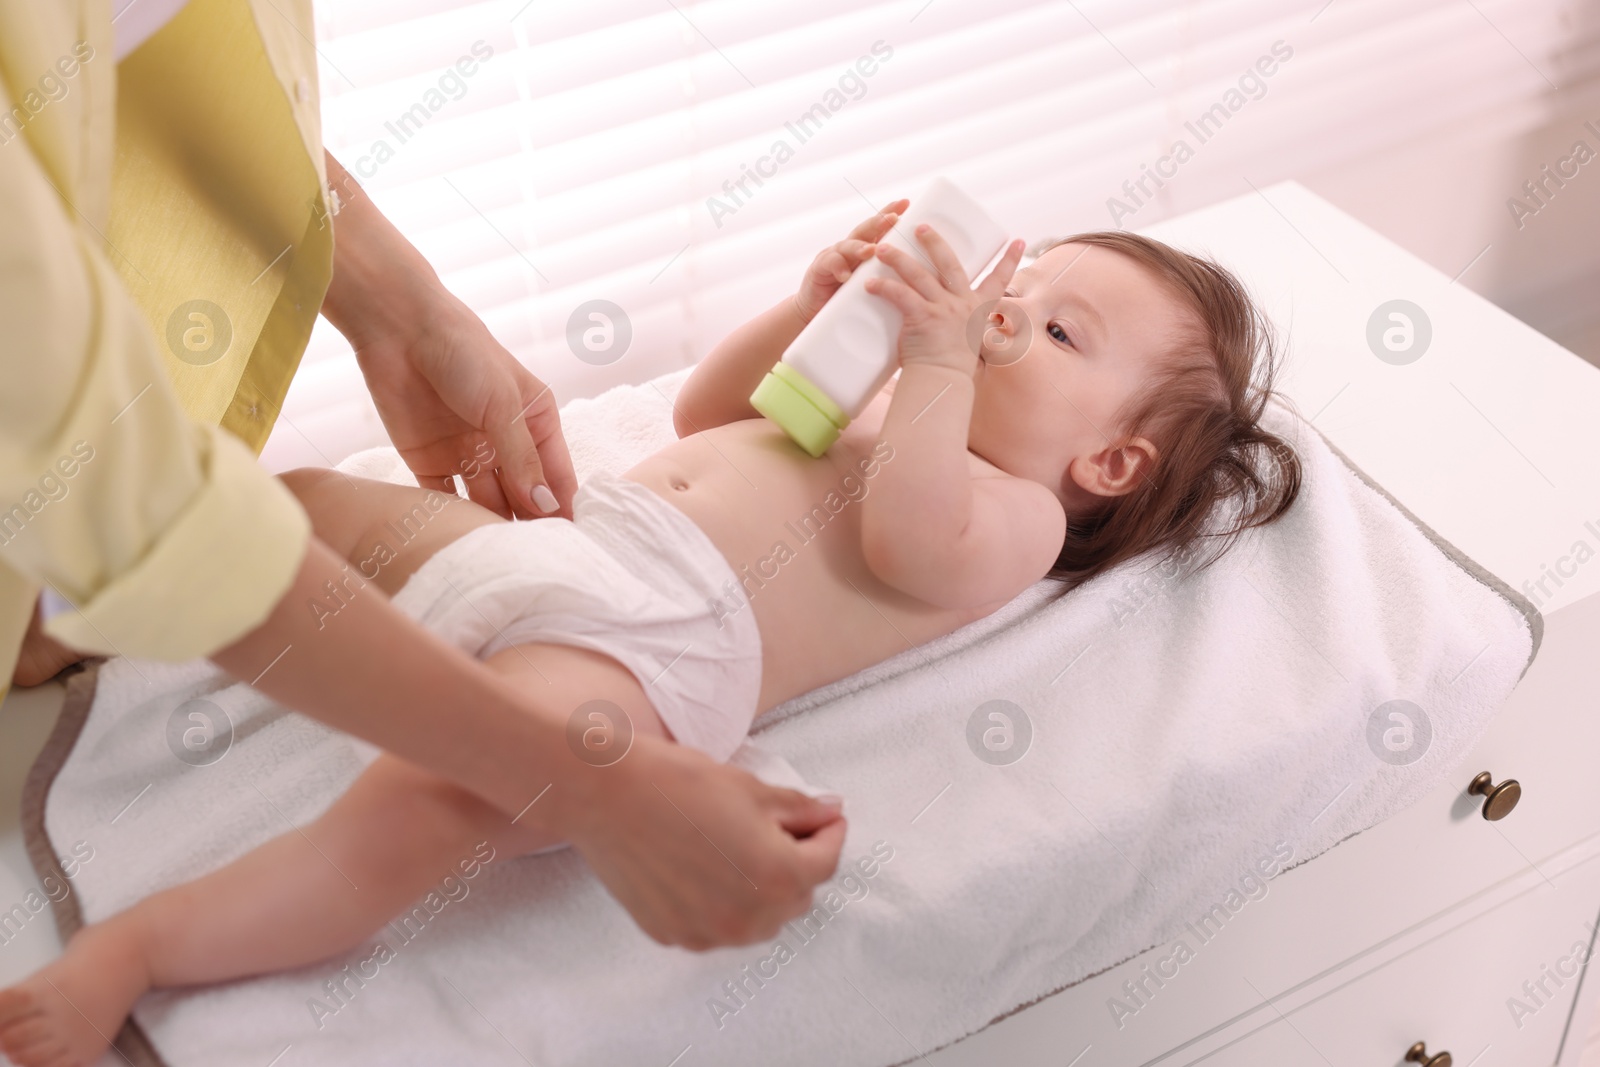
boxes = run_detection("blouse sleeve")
[0,104,311,663]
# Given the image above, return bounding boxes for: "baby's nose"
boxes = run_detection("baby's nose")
[981,301,1030,367]
[984,303,1017,342]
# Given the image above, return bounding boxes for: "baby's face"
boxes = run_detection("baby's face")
[967,242,1195,511]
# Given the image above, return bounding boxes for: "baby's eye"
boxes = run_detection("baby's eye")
[1048,322,1073,345]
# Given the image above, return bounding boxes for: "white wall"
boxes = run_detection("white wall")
[1304,81,1600,365]
[261,0,1600,472]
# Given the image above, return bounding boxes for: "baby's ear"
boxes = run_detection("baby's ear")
[1070,437,1158,498]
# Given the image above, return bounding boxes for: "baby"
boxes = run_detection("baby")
[0,201,1300,1065]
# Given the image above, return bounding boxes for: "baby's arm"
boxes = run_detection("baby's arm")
[672,201,906,437]
[858,228,1064,609]
[670,302,806,436]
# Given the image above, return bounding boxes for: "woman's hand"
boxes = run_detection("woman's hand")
[352,296,578,521]
[793,199,909,324]
[560,734,848,949]
[319,152,577,520]
[865,226,1026,375]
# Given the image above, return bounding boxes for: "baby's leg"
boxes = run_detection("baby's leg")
[9,599,85,688]
[0,757,550,1066]
[0,756,525,1065]
[0,642,667,1067]
[275,466,507,598]
[10,469,497,693]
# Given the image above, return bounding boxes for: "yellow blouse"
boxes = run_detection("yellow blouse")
[0,0,331,695]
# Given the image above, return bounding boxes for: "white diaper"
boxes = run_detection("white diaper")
[387,470,763,762]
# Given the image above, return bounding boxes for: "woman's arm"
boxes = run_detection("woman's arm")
[209,526,846,949]
[226,468,849,950]
[320,152,578,522]
[1,37,843,953]
[672,201,906,437]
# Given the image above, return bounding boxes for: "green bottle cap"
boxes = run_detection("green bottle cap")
[749,362,850,458]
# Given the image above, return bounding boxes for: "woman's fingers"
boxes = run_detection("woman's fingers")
[470,386,545,519]
[415,473,460,496]
[463,458,517,518]
[496,369,577,519]
[525,400,579,519]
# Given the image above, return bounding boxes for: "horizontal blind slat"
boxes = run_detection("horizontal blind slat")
[277,0,1587,464]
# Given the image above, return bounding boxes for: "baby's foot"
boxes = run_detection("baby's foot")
[0,924,148,1067]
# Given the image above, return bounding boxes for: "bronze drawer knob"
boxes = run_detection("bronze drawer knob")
[1406,1041,1452,1067]
[1467,772,1521,821]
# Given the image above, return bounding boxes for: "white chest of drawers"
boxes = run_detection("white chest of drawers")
[928,592,1600,1067]
[921,184,1600,1067]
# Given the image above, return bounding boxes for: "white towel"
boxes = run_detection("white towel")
[40,368,1535,1067]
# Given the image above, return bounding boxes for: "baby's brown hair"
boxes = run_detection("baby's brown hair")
[1032,232,1302,586]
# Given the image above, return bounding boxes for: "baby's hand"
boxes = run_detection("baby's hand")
[865,225,1025,375]
[794,199,909,324]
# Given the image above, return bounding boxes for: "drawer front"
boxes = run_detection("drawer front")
[1447,590,1600,864]
[1192,852,1600,1067]
[924,840,1600,1066]
[922,594,1600,1067]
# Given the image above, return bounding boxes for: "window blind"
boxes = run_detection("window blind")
[262,0,1594,470]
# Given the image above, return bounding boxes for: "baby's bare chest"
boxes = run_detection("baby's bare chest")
[623,414,1000,707]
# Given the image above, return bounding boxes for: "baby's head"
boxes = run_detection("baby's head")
[968,231,1301,584]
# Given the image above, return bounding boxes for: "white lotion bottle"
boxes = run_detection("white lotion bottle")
[749,177,1009,457]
